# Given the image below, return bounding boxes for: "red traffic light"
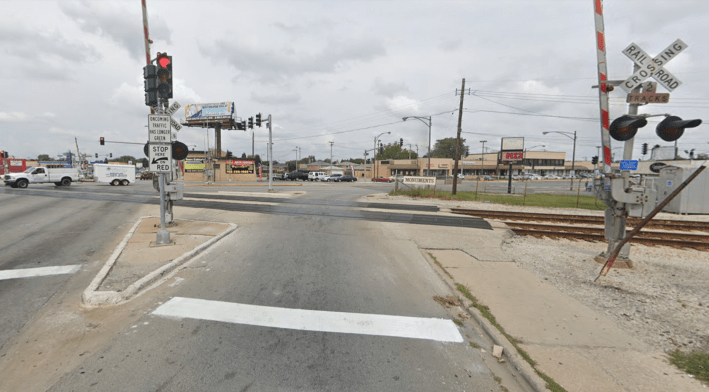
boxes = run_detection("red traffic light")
[100,137,105,146]
[158,55,171,68]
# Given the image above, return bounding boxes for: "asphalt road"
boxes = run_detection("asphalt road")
[0,181,516,391]
[0,189,145,352]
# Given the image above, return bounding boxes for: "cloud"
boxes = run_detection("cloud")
[48,126,82,137]
[58,0,172,62]
[0,112,56,122]
[0,112,30,122]
[0,20,100,67]
[199,36,386,82]
[372,77,409,97]
[109,78,201,118]
[251,91,301,105]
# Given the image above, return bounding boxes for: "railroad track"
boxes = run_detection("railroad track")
[450,208,709,251]
[450,208,709,232]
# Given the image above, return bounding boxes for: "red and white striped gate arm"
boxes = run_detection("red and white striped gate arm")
[593,0,612,173]
[142,0,151,66]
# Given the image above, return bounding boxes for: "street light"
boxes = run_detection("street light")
[479,140,487,176]
[373,131,390,178]
[543,131,577,191]
[402,116,432,176]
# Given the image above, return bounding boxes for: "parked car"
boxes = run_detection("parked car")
[273,173,287,180]
[371,176,394,183]
[288,171,309,181]
[476,175,494,181]
[334,175,357,182]
[308,171,326,181]
[322,174,343,182]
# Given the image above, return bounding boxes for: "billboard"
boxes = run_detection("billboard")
[501,137,524,152]
[185,102,234,121]
[225,159,254,174]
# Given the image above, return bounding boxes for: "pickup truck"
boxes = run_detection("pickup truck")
[4,166,81,188]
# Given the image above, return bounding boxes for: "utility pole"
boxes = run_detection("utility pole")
[267,114,273,192]
[408,144,412,159]
[452,78,468,195]
[329,141,334,167]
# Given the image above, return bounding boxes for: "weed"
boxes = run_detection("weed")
[452,319,464,327]
[469,342,480,349]
[428,252,454,279]
[433,295,460,308]
[668,350,709,385]
[493,376,502,383]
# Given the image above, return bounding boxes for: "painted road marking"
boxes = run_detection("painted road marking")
[153,297,463,343]
[0,265,81,281]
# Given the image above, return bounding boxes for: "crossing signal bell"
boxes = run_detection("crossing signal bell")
[100,137,105,146]
[655,116,702,142]
[143,64,158,106]
[609,115,647,141]
[255,113,262,127]
[156,53,173,99]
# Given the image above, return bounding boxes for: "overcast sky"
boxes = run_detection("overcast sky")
[1,0,708,164]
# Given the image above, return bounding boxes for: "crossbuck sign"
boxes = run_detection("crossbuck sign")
[620,39,686,93]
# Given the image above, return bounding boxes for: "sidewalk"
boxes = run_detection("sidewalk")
[424,248,705,392]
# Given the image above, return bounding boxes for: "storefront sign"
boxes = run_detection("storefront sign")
[225,159,254,174]
[184,160,205,172]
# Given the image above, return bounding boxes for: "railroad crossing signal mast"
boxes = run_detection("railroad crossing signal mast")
[592,1,702,266]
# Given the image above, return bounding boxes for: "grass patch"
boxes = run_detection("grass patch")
[669,350,709,385]
[469,342,480,349]
[452,319,464,327]
[390,188,605,210]
[433,295,460,308]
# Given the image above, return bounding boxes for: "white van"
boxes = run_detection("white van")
[308,172,326,181]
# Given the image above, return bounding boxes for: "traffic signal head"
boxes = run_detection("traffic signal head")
[609,115,647,141]
[95,153,98,158]
[156,53,173,99]
[248,117,254,129]
[399,138,403,147]
[100,137,105,146]
[656,116,702,142]
[255,113,262,127]
[241,120,246,131]
[591,156,599,165]
[109,153,112,158]
[143,64,158,106]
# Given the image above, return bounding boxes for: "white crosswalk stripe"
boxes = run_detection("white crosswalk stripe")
[0,265,81,281]
[153,297,464,343]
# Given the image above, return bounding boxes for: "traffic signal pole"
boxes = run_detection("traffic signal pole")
[268,114,273,192]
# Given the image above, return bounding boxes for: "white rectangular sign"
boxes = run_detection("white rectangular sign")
[402,176,437,187]
[149,144,172,172]
[148,115,171,143]
[501,137,524,152]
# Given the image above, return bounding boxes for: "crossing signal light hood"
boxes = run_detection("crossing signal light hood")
[655,116,702,142]
[609,115,647,141]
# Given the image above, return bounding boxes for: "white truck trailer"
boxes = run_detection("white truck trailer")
[4,166,81,188]
[93,164,136,186]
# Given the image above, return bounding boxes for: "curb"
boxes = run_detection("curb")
[184,182,303,187]
[82,216,237,307]
[421,251,548,392]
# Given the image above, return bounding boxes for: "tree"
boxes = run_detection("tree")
[429,137,468,159]
[344,158,365,164]
[378,143,417,160]
[114,155,137,164]
[37,154,51,161]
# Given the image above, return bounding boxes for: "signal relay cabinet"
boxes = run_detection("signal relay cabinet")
[658,163,709,214]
